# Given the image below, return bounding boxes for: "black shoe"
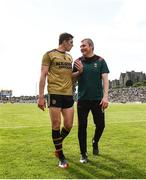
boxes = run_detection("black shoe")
[80,153,88,163]
[92,139,99,155]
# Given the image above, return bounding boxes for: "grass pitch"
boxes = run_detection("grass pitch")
[0,103,146,179]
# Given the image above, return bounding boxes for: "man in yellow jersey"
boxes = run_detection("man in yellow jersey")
[38,33,75,169]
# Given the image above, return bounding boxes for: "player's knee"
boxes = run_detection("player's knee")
[64,123,72,130]
[52,121,61,129]
[65,125,73,130]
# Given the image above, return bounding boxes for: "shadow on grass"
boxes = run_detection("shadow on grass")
[66,153,146,179]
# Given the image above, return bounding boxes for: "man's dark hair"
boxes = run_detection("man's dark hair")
[59,33,74,45]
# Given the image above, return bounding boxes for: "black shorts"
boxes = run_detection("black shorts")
[48,94,74,109]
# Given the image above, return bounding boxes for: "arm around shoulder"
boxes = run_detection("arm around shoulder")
[72,59,83,78]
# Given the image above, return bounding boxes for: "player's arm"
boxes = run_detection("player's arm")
[72,59,83,93]
[38,65,49,111]
[72,59,83,78]
[100,73,109,110]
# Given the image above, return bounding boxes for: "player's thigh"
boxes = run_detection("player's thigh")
[49,107,62,128]
[62,107,74,129]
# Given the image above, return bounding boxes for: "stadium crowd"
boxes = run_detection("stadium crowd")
[0,95,37,103]
[109,86,146,103]
[0,87,146,104]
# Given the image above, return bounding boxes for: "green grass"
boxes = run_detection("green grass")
[0,103,146,179]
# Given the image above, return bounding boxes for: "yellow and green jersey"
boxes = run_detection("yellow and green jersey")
[42,49,73,95]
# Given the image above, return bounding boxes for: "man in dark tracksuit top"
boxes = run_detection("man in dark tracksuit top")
[73,38,110,163]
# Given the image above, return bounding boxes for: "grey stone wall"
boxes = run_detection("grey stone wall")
[110,71,146,88]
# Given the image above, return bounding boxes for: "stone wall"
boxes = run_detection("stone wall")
[110,71,146,88]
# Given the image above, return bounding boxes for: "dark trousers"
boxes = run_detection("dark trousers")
[77,100,105,155]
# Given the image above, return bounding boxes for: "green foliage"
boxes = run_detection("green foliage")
[143,80,146,86]
[0,103,146,179]
[133,82,143,87]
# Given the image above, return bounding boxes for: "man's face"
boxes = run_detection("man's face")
[64,39,73,51]
[80,40,92,56]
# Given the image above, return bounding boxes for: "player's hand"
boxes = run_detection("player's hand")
[38,97,46,111]
[100,97,109,111]
[74,59,83,74]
